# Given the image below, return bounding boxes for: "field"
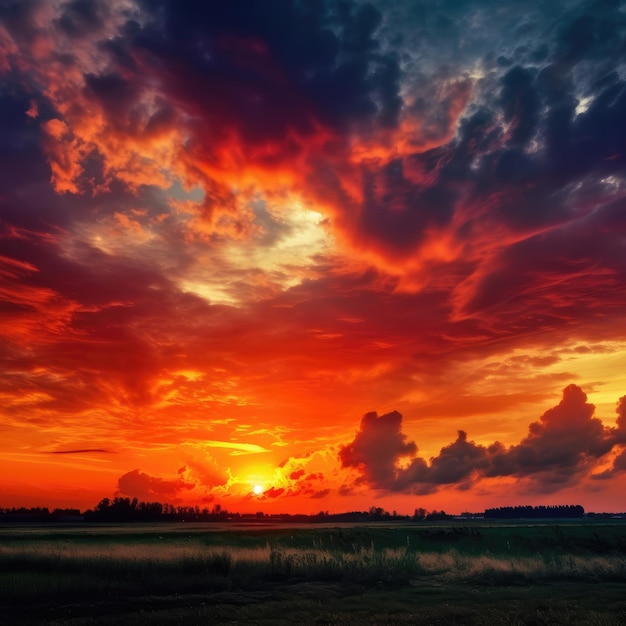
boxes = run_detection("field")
[2,521,626,625]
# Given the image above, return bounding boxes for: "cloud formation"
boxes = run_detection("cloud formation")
[341,385,623,495]
[339,411,417,488]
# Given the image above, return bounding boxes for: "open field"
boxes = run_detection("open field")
[2,521,626,625]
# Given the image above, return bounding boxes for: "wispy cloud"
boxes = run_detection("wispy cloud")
[48,449,114,455]
[202,441,270,455]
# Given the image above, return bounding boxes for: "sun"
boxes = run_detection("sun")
[253,485,264,495]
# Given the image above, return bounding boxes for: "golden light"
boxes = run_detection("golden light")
[253,485,264,495]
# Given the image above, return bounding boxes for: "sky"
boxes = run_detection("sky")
[1,0,626,515]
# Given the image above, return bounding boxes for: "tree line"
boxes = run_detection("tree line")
[0,500,454,523]
[81,499,457,523]
[484,505,585,519]
[0,507,81,521]
[0,501,593,523]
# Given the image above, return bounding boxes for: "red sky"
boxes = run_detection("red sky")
[1,0,626,514]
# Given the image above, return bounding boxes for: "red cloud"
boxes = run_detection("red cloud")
[259,487,285,499]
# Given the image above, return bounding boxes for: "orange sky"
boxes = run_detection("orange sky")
[1,0,626,514]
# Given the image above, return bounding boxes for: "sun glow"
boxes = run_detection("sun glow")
[253,485,264,495]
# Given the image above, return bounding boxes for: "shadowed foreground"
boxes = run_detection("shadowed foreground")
[2,522,626,625]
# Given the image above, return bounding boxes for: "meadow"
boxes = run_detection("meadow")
[2,521,626,625]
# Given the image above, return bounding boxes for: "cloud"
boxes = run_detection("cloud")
[3,0,626,352]
[611,448,626,472]
[49,448,113,454]
[339,410,417,488]
[616,395,626,440]
[4,0,626,287]
[592,448,626,480]
[310,488,331,499]
[593,395,626,478]
[55,0,108,39]
[203,440,270,455]
[2,0,403,208]
[179,448,229,489]
[117,469,194,501]
[394,430,490,495]
[499,384,612,471]
[476,384,615,492]
[341,385,621,495]
[259,486,285,499]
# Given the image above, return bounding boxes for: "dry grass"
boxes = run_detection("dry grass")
[2,523,626,624]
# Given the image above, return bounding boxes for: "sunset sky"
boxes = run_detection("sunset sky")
[2,0,626,515]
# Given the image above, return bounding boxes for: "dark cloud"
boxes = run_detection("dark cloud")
[117,469,194,500]
[49,448,112,454]
[4,0,626,343]
[353,0,626,332]
[0,0,42,44]
[339,410,417,488]
[500,66,540,146]
[424,430,490,484]
[341,385,621,495]
[392,430,492,495]
[83,72,142,129]
[0,89,73,230]
[131,0,401,143]
[56,0,107,38]
[484,384,615,490]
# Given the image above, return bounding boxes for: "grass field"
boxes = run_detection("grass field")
[2,521,626,624]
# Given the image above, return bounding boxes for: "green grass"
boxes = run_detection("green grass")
[2,521,626,624]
